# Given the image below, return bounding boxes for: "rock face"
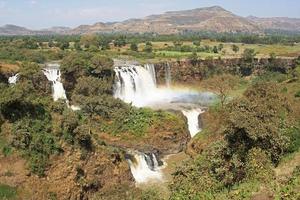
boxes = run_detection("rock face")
[154,58,296,85]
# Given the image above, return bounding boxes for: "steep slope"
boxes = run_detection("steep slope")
[71,6,261,34]
[0,24,56,35]
[0,24,35,35]
[248,16,300,32]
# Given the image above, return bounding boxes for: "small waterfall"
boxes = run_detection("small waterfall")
[126,152,163,184]
[43,67,68,101]
[43,64,80,111]
[8,73,19,84]
[114,64,157,106]
[144,64,157,85]
[165,63,171,88]
[182,109,204,137]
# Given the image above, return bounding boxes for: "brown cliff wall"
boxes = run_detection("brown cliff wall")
[154,58,296,85]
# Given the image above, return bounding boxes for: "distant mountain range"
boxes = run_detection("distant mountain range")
[1,6,300,35]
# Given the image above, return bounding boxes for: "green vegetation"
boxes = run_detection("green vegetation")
[0,184,17,199]
[169,61,300,199]
[0,32,300,199]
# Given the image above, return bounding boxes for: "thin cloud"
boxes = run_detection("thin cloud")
[0,1,6,9]
[30,0,37,5]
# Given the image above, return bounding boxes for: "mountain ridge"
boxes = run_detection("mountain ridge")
[1,6,300,35]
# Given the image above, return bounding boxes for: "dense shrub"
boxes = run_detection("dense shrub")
[12,118,61,176]
[225,83,292,164]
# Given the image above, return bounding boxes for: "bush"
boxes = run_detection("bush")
[73,125,92,151]
[225,83,291,164]
[276,166,300,200]
[73,76,113,96]
[295,90,300,98]
[286,126,300,153]
[242,48,256,62]
[12,119,61,176]
[141,188,164,200]
[245,148,274,182]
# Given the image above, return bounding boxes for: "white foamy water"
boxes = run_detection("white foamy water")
[114,62,215,183]
[114,64,157,106]
[43,64,80,111]
[8,73,19,84]
[182,109,205,137]
[43,67,67,101]
[114,64,215,107]
[127,153,163,184]
[165,63,171,88]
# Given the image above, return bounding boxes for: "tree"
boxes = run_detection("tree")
[212,46,218,54]
[114,36,126,47]
[48,40,55,48]
[130,43,138,51]
[242,48,257,62]
[80,34,99,49]
[188,52,198,65]
[218,43,224,51]
[144,44,153,53]
[224,83,292,164]
[89,55,114,78]
[193,40,201,46]
[232,44,239,53]
[202,74,239,107]
[173,41,183,47]
[74,42,82,51]
[59,41,69,50]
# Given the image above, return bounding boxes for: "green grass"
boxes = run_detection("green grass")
[155,50,219,59]
[0,184,17,199]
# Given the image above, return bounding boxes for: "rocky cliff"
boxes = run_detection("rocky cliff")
[154,58,296,85]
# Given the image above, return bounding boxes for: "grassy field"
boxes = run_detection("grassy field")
[105,40,300,61]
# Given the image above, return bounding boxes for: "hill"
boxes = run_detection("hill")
[1,6,300,35]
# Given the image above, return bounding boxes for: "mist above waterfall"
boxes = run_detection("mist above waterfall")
[113,63,216,107]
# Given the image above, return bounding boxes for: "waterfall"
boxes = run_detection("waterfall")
[144,64,157,85]
[8,73,19,84]
[42,64,80,111]
[126,152,163,184]
[182,109,204,137]
[43,67,68,101]
[165,63,171,88]
[114,64,157,106]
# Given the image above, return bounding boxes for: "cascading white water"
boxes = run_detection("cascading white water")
[114,64,157,106]
[114,63,216,108]
[8,73,19,84]
[43,64,81,111]
[43,67,68,101]
[144,64,157,85]
[182,109,204,137]
[126,153,163,184]
[165,63,171,88]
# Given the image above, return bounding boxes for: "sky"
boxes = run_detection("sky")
[0,0,299,29]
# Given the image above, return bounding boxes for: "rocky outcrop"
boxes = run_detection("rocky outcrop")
[97,111,190,156]
[154,58,296,85]
[0,146,135,200]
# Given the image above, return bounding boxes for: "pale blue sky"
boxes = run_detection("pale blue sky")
[0,0,299,29]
